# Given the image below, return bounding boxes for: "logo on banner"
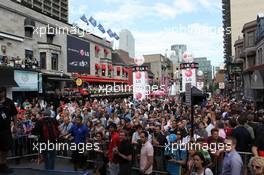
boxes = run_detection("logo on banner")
[185,70,192,77]
[136,71,141,79]
[79,49,89,57]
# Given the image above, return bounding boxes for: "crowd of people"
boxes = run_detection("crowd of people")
[1,85,264,175]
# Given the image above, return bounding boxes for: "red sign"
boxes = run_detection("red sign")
[185,70,192,77]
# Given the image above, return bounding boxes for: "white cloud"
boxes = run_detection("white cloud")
[133,24,224,66]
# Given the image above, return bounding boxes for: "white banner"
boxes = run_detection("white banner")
[182,68,196,92]
[133,71,148,101]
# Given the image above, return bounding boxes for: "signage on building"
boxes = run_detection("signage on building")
[185,83,192,106]
[67,35,90,73]
[133,71,148,101]
[132,66,148,72]
[12,70,39,91]
[180,63,199,69]
[182,68,197,92]
[76,78,83,86]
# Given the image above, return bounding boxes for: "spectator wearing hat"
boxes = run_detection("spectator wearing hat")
[165,133,187,175]
[0,87,18,174]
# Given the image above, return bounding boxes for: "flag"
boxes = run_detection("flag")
[97,23,105,33]
[113,32,119,40]
[107,29,114,38]
[80,14,89,25]
[89,16,97,27]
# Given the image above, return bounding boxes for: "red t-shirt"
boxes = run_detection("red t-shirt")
[108,132,120,162]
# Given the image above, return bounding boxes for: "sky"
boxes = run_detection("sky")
[69,0,223,67]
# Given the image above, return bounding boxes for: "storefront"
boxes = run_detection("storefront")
[11,69,41,103]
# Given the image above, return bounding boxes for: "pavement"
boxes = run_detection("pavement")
[2,157,92,175]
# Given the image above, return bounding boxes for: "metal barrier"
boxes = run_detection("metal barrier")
[7,136,254,175]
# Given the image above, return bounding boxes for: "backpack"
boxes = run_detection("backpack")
[42,118,59,141]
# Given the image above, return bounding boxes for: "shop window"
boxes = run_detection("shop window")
[51,53,58,70]
[40,52,46,69]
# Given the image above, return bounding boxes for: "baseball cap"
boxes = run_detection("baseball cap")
[169,134,177,142]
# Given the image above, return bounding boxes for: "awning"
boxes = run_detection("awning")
[101,64,106,70]
[95,64,100,69]
[47,77,73,81]
[116,67,121,72]
[123,67,127,73]
[95,45,101,52]
[0,66,18,87]
[108,65,113,71]
[78,75,129,83]
[104,48,109,55]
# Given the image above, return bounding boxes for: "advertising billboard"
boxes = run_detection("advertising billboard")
[133,71,148,101]
[182,68,196,92]
[67,35,90,73]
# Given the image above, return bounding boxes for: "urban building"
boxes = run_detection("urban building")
[234,15,264,105]
[193,57,212,90]
[0,0,131,100]
[170,44,187,80]
[143,54,173,87]
[11,0,68,23]
[222,0,264,63]
[118,29,135,58]
[170,44,187,63]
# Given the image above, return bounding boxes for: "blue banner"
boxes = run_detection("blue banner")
[98,23,106,33]
[113,32,119,40]
[107,29,114,38]
[80,14,89,25]
[89,16,97,27]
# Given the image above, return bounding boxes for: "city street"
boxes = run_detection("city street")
[0,0,264,175]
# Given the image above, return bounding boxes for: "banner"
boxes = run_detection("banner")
[79,14,119,40]
[67,35,90,73]
[133,71,148,101]
[182,68,196,92]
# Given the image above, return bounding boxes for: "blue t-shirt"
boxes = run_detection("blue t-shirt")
[166,148,187,175]
[69,124,89,144]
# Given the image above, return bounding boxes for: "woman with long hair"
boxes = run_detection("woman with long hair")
[192,151,213,175]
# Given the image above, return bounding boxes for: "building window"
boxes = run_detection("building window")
[25,28,33,38]
[40,52,46,69]
[117,70,120,76]
[247,32,255,47]
[47,35,54,44]
[25,49,33,59]
[51,53,58,70]
[102,69,105,76]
